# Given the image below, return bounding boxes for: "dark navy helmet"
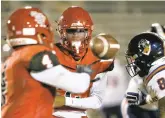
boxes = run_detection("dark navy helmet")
[125,32,164,77]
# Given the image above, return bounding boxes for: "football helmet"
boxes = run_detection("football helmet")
[125,32,164,77]
[57,6,94,60]
[6,6,54,49]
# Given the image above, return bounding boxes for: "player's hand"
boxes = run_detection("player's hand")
[126,90,147,105]
[53,96,65,108]
[76,65,93,75]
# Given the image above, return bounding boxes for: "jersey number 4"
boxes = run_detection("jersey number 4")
[157,78,165,90]
[42,54,53,69]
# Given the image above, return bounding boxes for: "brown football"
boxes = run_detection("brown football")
[90,33,120,60]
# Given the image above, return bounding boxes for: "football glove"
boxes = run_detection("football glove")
[126,90,147,105]
[76,65,93,75]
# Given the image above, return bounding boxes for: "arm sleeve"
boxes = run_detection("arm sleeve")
[29,51,90,93]
[65,72,107,109]
[30,65,90,93]
[126,75,144,93]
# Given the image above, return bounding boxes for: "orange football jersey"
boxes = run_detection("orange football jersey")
[53,43,113,112]
[1,45,56,118]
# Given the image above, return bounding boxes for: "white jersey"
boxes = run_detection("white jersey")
[144,57,165,100]
[102,59,129,107]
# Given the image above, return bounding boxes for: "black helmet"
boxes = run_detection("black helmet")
[125,32,164,77]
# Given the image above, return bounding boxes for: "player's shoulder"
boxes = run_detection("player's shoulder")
[12,45,59,71]
[82,48,100,65]
[145,61,165,85]
[148,62,165,78]
[10,45,49,62]
[21,45,50,57]
[85,48,99,61]
[53,43,78,69]
[28,46,59,72]
[54,43,66,52]
[4,45,54,70]
[84,48,114,72]
[87,48,113,63]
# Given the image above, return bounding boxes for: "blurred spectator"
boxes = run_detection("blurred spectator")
[101,59,129,118]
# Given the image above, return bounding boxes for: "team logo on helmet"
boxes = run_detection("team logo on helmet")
[71,21,84,28]
[30,11,46,26]
[138,39,151,55]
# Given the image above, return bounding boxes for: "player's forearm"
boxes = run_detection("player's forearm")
[159,96,165,118]
[30,65,90,93]
[65,96,102,109]
[126,76,142,93]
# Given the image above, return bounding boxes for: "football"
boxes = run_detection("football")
[90,33,120,60]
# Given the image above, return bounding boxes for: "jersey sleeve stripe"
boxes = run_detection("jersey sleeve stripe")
[144,64,165,85]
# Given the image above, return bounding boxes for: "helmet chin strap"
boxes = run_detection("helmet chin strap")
[71,41,81,54]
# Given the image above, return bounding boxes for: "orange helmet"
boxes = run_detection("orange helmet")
[6,6,54,49]
[57,6,94,60]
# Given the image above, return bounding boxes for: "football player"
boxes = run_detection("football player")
[122,23,165,118]
[52,6,118,118]
[1,6,91,118]
[125,32,165,118]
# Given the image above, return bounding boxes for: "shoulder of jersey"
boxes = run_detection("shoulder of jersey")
[5,45,50,65]
[85,48,100,62]
[21,45,51,59]
[145,63,165,85]
[21,45,57,70]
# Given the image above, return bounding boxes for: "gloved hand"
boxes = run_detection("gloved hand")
[126,90,147,105]
[76,65,93,75]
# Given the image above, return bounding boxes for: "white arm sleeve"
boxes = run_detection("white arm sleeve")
[65,73,107,109]
[126,75,144,93]
[30,65,90,94]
